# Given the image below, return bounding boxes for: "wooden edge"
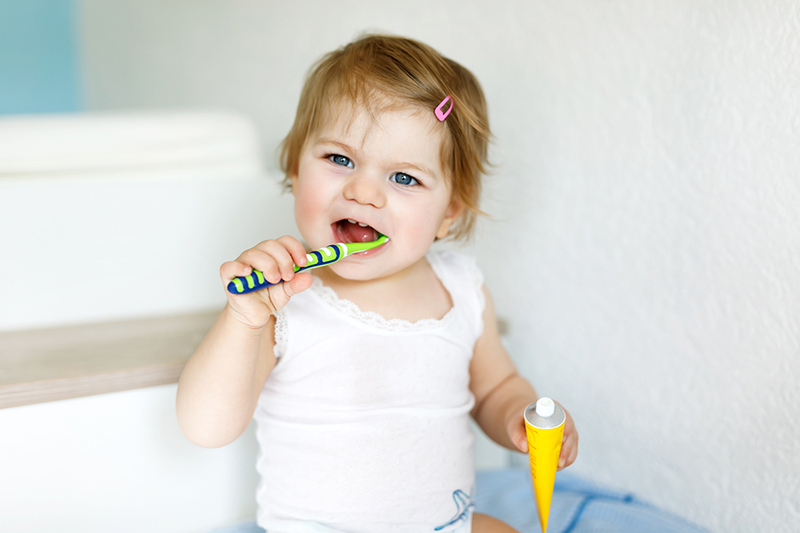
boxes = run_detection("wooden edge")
[0,362,187,410]
[0,310,506,410]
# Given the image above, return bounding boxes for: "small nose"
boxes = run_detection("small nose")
[342,171,385,208]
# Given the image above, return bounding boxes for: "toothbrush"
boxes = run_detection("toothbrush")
[227,234,389,294]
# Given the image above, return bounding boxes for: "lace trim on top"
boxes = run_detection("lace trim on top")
[275,252,485,342]
[308,276,451,333]
[309,252,482,333]
[273,310,289,358]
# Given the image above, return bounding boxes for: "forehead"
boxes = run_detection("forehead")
[313,98,446,169]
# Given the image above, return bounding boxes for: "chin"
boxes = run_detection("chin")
[327,262,381,281]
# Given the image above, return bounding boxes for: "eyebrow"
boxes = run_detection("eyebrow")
[316,138,357,156]
[315,138,440,180]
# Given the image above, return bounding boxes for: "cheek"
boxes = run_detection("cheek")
[397,199,449,241]
[293,180,323,231]
[293,194,310,227]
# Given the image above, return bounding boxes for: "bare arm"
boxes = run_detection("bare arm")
[175,236,312,448]
[175,307,276,448]
[470,286,578,468]
[469,287,537,451]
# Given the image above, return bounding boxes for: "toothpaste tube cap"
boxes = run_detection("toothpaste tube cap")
[535,397,556,418]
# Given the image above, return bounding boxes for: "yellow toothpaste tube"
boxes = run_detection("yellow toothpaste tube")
[524,397,565,533]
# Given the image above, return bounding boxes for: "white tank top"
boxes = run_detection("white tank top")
[253,251,486,533]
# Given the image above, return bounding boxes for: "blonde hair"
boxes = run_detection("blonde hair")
[279,34,491,240]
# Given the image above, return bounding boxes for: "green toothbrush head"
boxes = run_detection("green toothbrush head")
[341,234,389,255]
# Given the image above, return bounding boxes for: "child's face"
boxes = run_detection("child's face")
[291,102,462,282]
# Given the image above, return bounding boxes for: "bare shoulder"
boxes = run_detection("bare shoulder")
[469,286,518,397]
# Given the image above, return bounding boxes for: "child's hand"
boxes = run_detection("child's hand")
[509,401,579,471]
[220,236,313,329]
[556,407,578,470]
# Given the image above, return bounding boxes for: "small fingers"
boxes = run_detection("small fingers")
[250,242,294,283]
[280,272,313,299]
[259,272,313,316]
[507,414,528,453]
[566,428,579,466]
[558,427,578,470]
[220,260,253,283]
[275,235,309,270]
[236,237,303,285]
[565,439,578,468]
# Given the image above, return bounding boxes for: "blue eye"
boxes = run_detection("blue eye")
[390,172,419,186]
[329,154,354,168]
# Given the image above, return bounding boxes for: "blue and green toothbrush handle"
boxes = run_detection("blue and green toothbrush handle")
[227,234,389,294]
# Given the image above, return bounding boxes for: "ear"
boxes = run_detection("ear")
[290,173,299,195]
[436,198,464,240]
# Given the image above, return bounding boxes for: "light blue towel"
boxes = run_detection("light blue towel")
[210,469,708,533]
[475,469,709,533]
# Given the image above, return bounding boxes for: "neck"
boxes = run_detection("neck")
[314,256,452,322]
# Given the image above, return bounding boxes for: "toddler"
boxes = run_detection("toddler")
[177,34,578,533]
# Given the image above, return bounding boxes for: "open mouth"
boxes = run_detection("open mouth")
[334,219,383,244]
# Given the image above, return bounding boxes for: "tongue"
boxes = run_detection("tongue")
[339,220,378,243]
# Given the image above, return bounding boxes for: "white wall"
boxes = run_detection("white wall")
[0,110,294,331]
[67,1,800,532]
[0,386,260,533]
[0,111,288,531]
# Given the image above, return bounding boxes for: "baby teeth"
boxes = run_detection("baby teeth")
[347,218,369,227]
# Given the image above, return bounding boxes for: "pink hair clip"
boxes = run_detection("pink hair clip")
[435,95,453,121]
